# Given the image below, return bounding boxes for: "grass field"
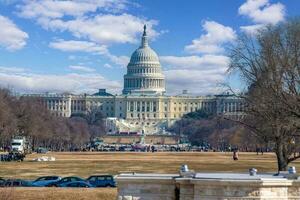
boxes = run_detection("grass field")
[1,152,300,200]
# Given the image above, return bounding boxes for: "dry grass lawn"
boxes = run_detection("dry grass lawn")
[0,187,116,200]
[1,152,299,200]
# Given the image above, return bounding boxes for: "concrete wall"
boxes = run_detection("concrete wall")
[117,174,178,200]
[116,173,300,200]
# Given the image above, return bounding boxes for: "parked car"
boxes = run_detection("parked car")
[63,181,94,188]
[4,179,31,187]
[0,178,6,187]
[46,176,85,187]
[31,176,61,187]
[36,147,48,154]
[118,145,133,151]
[86,175,116,187]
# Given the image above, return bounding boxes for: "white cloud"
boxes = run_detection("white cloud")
[104,63,112,68]
[0,15,28,51]
[163,21,234,94]
[18,0,160,45]
[161,55,229,95]
[49,39,107,54]
[18,0,128,19]
[239,0,285,24]
[37,14,159,45]
[68,65,95,73]
[165,69,225,95]
[184,21,236,54]
[0,66,26,73]
[240,24,265,34]
[49,39,129,67]
[239,0,285,34]
[105,53,129,67]
[17,0,157,68]
[160,55,229,71]
[0,69,121,94]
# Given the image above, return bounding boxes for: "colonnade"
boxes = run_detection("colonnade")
[223,102,244,112]
[125,78,164,88]
[126,101,157,112]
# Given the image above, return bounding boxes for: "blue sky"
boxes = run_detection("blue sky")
[0,0,299,95]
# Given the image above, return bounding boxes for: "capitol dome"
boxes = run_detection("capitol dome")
[123,25,165,95]
[129,43,159,64]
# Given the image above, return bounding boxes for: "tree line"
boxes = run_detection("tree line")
[169,109,259,151]
[0,89,105,151]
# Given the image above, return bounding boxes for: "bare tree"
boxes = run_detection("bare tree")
[229,19,300,171]
[0,89,17,148]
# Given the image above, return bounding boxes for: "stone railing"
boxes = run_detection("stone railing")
[116,171,300,200]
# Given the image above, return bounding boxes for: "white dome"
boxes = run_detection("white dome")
[123,25,165,96]
[129,46,160,64]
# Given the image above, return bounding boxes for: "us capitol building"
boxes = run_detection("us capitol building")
[29,26,244,136]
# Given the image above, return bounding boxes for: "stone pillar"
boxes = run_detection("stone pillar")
[134,101,137,111]
[117,174,177,200]
[176,179,194,200]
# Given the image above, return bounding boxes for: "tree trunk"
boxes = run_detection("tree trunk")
[275,142,289,172]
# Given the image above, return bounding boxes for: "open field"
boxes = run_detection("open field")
[1,152,300,200]
[0,187,116,200]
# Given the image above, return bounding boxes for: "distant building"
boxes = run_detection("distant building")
[24,26,245,135]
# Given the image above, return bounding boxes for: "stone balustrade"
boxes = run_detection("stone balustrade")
[116,172,300,200]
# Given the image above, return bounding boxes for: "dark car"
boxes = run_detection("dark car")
[0,178,6,187]
[46,176,85,187]
[86,175,116,187]
[31,176,61,187]
[4,179,31,187]
[37,147,48,154]
[63,181,94,188]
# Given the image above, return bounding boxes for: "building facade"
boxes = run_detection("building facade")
[28,26,244,135]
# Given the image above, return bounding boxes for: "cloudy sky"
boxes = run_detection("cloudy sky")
[0,0,298,95]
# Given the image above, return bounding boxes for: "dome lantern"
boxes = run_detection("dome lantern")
[141,24,148,48]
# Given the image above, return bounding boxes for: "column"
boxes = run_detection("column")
[150,101,153,112]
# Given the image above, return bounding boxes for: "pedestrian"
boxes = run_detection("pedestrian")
[233,149,238,161]
[151,145,155,153]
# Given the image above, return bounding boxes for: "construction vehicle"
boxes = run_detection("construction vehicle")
[0,136,31,162]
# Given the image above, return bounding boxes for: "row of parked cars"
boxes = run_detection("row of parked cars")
[0,175,116,188]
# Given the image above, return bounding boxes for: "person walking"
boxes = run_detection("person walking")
[233,149,238,161]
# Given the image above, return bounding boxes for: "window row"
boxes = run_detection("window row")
[128,67,160,74]
[125,79,164,88]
